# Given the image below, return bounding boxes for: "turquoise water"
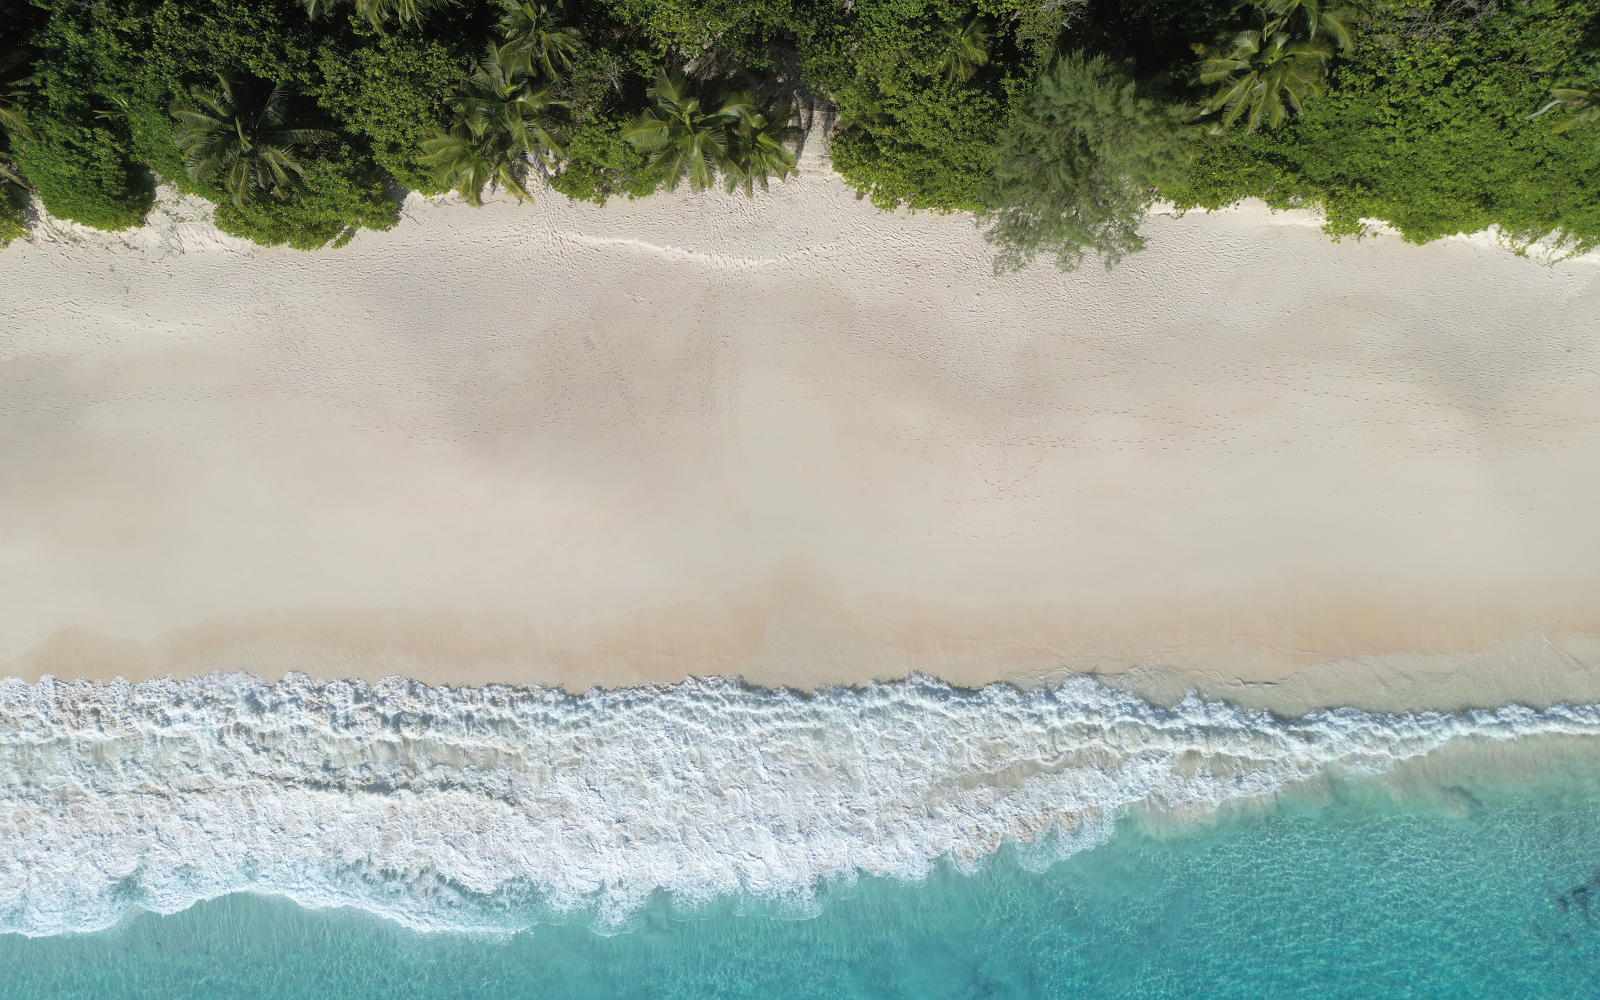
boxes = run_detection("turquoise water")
[5,765,1598,999]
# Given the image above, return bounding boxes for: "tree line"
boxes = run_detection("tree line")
[2,0,1597,263]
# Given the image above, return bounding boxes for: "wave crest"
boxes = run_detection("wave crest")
[3,672,1597,936]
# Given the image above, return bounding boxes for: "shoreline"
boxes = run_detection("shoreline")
[4,160,1599,715]
[6,659,1599,940]
[10,566,1600,716]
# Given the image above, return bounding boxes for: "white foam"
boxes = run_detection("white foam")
[2,673,1597,937]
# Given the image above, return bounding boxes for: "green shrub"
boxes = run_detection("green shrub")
[603,0,800,65]
[828,82,1016,211]
[13,115,153,230]
[12,0,154,230]
[0,182,27,244]
[316,32,476,193]
[803,0,1045,210]
[550,115,662,203]
[211,147,398,249]
[124,96,191,190]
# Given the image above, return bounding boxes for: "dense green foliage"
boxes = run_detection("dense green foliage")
[170,74,326,207]
[1,41,34,242]
[0,180,25,243]
[802,0,1045,210]
[1174,0,1600,253]
[12,114,155,230]
[0,0,1594,260]
[980,51,1197,271]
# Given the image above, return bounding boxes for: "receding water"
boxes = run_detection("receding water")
[4,767,1599,998]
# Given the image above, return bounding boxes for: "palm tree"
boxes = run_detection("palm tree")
[0,53,32,193]
[422,41,568,205]
[0,47,33,146]
[934,18,990,85]
[1197,28,1333,132]
[723,105,802,196]
[499,2,584,79]
[622,70,751,192]
[303,0,447,33]
[1528,82,1600,132]
[170,73,326,208]
[1258,0,1359,51]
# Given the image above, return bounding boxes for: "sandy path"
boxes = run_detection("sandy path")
[3,157,1599,711]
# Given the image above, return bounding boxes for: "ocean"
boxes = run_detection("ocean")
[3,673,1598,996]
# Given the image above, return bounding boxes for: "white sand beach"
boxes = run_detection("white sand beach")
[4,147,1599,713]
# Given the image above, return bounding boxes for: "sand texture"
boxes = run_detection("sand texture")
[3,148,1600,713]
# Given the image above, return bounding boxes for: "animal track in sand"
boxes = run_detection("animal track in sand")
[552,231,836,271]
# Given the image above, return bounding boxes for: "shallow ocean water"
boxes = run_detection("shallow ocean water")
[5,765,1599,999]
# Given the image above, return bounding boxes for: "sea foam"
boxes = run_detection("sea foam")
[3,672,1598,937]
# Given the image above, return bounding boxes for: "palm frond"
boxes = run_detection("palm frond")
[620,113,671,152]
[304,0,451,31]
[171,73,321,208]
[0,104,30,142]
[1259,0,1360,50]
[622,70,747,192]
[423,41,567,204]
[1197,27,1332,133]
[499,2,584,79]
[0,155,29,189]
[1527,84,1600,132]
[724,105,801,196]
[0,47,37,143]
[934,18,990,85]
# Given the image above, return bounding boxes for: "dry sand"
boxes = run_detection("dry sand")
[3,141,1600,714]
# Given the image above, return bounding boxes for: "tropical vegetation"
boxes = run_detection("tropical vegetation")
[980,52,1197,272]
[423,41,568,204]
[724,103,802,195]
[623,70,752,192]
[0,0,1594,260]
[1529,79,1600,132]
[0,44,32,242]
[170,75,327,208]
[620,70,800,194]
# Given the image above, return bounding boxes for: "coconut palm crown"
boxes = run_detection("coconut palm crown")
[170,74,326,208]
[499,2,584,79]
[302,0,448,33]
[0,47,34,144]
[723,105,802,196]
[1258,0,1359,52]
[1197,28,1333,132]
[622,70,751,192]
[1527,82,1600,132]
[0,46,36,190]
[934,18,990,85]
[422,41,568,206]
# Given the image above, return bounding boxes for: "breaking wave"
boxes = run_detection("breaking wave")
[3,672,1599,937]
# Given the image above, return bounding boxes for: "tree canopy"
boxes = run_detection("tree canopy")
[622,70,751,192]
[980,51,1197,272]
[423,41,568,205]
[170,74,327,208]
[0,0,1594,260]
